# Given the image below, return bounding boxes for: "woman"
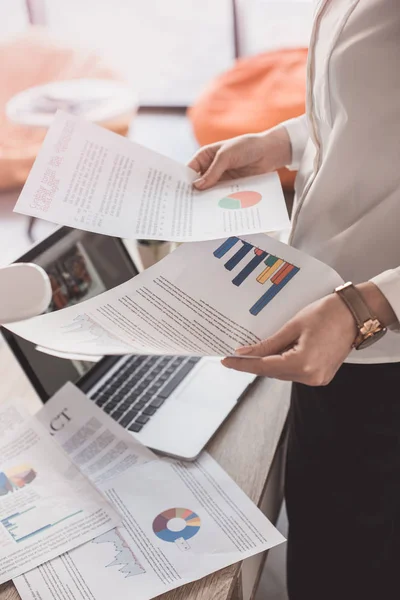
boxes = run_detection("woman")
[188,1,400,598]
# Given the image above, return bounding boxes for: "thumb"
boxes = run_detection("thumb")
[193,150,229,190]
[236,322,300,358]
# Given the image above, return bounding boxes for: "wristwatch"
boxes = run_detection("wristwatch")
[334,282,387,350]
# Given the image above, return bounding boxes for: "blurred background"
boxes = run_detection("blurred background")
[0,2,313,595]
[0,0,312,262]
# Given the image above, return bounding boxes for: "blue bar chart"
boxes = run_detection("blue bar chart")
[1,507,82,543]
[213,236,239,258]
[213,237,300,315]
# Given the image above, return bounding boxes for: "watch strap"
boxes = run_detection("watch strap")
[334,283,376,327]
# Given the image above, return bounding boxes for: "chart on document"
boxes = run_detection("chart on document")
[93,529,145,579]
[1,504,82,544]
[213,236,300,315]
[0,464,37,496]
[0,460,85,544]
[6,233,345,360]
[218,191,262,210]
[61,313,131,351]
[152,508,201,551]
[0,417,119,584]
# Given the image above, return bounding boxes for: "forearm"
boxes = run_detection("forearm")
[257,126,293,171]
[257,114,309,172]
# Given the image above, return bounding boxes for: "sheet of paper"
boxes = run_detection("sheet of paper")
[36,382,155,485]
[15,453,284,600]
[0,417,119,583]
[13,111,289,241]
[6,233,344,358]
[0,398,30,442]
[13,383,159,596]
[36,346,102,362]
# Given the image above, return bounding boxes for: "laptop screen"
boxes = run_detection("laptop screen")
[2,227,138,400]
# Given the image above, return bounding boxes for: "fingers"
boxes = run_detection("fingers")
[187,146,230,190]
[187,144,218,177]
[195,150,231,189]
[187,152,206,175]
[221,353,297,380]
[235,321,300,358]
[221,357,270,376]
[223,342,341,386]
[221,321,302,380]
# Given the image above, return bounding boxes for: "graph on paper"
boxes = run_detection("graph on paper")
[153,508,201,543]
[0,465,37,496]
[92,529,146,578]
[61,313,130,350]
[213,236,300,315]
[1,506,82,543]
[218,191,262,210]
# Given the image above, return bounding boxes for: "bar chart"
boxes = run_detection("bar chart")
[1,506,82,543]
[213,237,300,315]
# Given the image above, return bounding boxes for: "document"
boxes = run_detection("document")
[0,416,119,583]
[36,382,155,485]
[13,111,289,241]
[0,398,30,442]
[15,453,285,600]
[6,233,344,358]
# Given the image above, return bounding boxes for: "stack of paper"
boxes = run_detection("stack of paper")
[0,395,119,584]
[6,384,285,600]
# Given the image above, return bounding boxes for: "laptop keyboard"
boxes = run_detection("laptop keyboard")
[89,355,201,433]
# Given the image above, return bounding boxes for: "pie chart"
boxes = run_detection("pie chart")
[152,508,201,542]
[218,190,262,210]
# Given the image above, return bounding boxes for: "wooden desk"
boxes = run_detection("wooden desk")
[0,337,290,600]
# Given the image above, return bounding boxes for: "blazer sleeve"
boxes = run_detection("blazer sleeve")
[281,114,310,171]
[370,268,400,331]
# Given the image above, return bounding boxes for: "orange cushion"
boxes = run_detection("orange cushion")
[187,48,308,190]
[0,27,131,191]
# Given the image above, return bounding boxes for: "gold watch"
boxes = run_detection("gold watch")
[334,282,387,350]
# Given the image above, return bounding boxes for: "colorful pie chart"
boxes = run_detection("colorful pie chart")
[218,190,262,210]
[152,508,201,542]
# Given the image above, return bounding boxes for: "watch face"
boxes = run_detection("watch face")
[356,328,387,350]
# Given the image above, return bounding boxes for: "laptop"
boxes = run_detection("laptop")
[2,227,256,460]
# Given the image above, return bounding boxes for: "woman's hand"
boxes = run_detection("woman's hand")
[187,127,292,190]
[222,293,358,386]
[222,282,396,384]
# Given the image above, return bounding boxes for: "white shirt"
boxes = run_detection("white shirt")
[282,0,400,363]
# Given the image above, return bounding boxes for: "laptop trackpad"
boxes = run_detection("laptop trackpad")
[134,360,255,460]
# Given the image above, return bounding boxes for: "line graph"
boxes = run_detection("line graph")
[61,313,130,350]
[92,529,146,578]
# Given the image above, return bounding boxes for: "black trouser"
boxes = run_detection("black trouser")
[285,362,400,600]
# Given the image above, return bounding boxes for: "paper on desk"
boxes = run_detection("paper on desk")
[14,383,161,596]
[0,416,119,583]
[36,382,156,484]
[0,397,30,442]
[6,233,344,358]
[15,452,285,600]
[13,110,289,241]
